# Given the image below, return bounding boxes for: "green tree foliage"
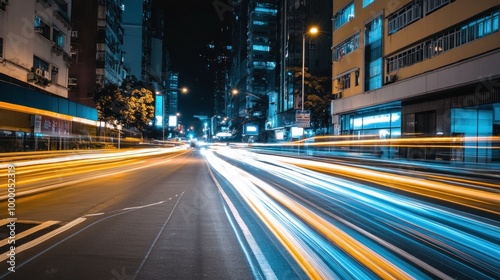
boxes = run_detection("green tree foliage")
[287,66,332,131]
[91,81,155,131]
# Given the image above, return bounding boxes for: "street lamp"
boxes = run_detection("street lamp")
[232,89,266,102]
[301,26,319,112]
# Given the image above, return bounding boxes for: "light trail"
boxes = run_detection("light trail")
[205,147,500,279]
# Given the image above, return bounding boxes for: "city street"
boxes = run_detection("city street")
[0,148,302,279]
[0,146,499,279]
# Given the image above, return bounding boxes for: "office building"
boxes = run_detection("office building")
[331,0,500,162]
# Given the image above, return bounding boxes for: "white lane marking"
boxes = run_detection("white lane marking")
[122,201,164,211]
[0,219,12,227]
[206,160,277,280]
[0,220,59,247]
[82,213,105,217]
[0,217,87,262]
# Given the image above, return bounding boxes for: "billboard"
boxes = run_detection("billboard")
[244,124,259,135]
[155,95,163,127]
[168,115,177,127]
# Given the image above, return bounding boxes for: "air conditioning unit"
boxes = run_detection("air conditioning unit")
[385,74,397,84]
[68,78,77,86]
[34,68,43,76]
[34,27,43,33]
[43,70,51,80]
[27,73,37,82]
[71,31,78,38]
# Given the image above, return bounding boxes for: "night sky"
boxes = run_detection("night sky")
[158,0,225,124]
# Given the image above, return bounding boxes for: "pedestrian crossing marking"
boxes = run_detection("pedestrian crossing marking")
[0,220,59,247]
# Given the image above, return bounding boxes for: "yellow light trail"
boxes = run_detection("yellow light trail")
[273,156,500,215]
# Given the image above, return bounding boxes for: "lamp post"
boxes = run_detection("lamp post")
[301,26,319,112]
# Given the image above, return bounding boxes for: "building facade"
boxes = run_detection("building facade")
[69,0,126,107]
[0,0,97,152]
[274,0,332,138]
[331,0,500,162]
[229,0,279,142]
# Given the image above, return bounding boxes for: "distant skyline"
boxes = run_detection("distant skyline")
[158,0,225,122]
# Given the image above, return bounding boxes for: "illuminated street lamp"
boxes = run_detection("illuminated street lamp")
[232,89,266,102]
[301,26,319,112]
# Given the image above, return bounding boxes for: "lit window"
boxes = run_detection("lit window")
[252,45,270,52]
[53,29,65,48]
[253,20,267,26]
[365,16,383,91]
[363,0,374,8]
[333,33,359,61]
[334,2,355,29]
[34,16,51,40]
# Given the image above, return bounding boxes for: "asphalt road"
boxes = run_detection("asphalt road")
[0,149,265,280]
[1,145,498,279]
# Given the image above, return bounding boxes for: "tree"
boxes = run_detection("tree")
[91,80,155,131]
[92,84,125,124]
[287,66,332,132]
[122,87,155,130]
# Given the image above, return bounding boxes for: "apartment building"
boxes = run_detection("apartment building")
[69,0,126,107]
[331,0,500,162]
[0,0,97,152]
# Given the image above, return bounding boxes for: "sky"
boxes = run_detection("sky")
[158,0,226,124]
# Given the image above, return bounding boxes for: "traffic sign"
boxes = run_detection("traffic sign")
[296,110,310,128]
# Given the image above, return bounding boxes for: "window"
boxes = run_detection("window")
[337,73,351,90]
[34,16,51,40]
[388,0,422,35]
[253,45,270,52]
[96,51,105,61]
[333,33,359,61]
[253,20,267,26]
[33,56,49,71]
[51,66,58,83]
[386,10,499,73]
[52,29,65,48]
[423,0,453,16]
[363,0,375,8]
[334,2,355,29]
[365,15,383,91]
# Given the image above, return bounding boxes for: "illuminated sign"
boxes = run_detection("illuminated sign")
[155,95,163,127]
[168,115,177,127]
[291,127,304,138]
[245,125,259,135]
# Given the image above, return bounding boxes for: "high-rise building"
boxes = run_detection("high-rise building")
[229,0,279,141]
[165,71,179,117]
[331,0,500,162]
[69,0,126,107]
[274,0,332,134]
[121,0,153,83]
[0,0,97,151]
